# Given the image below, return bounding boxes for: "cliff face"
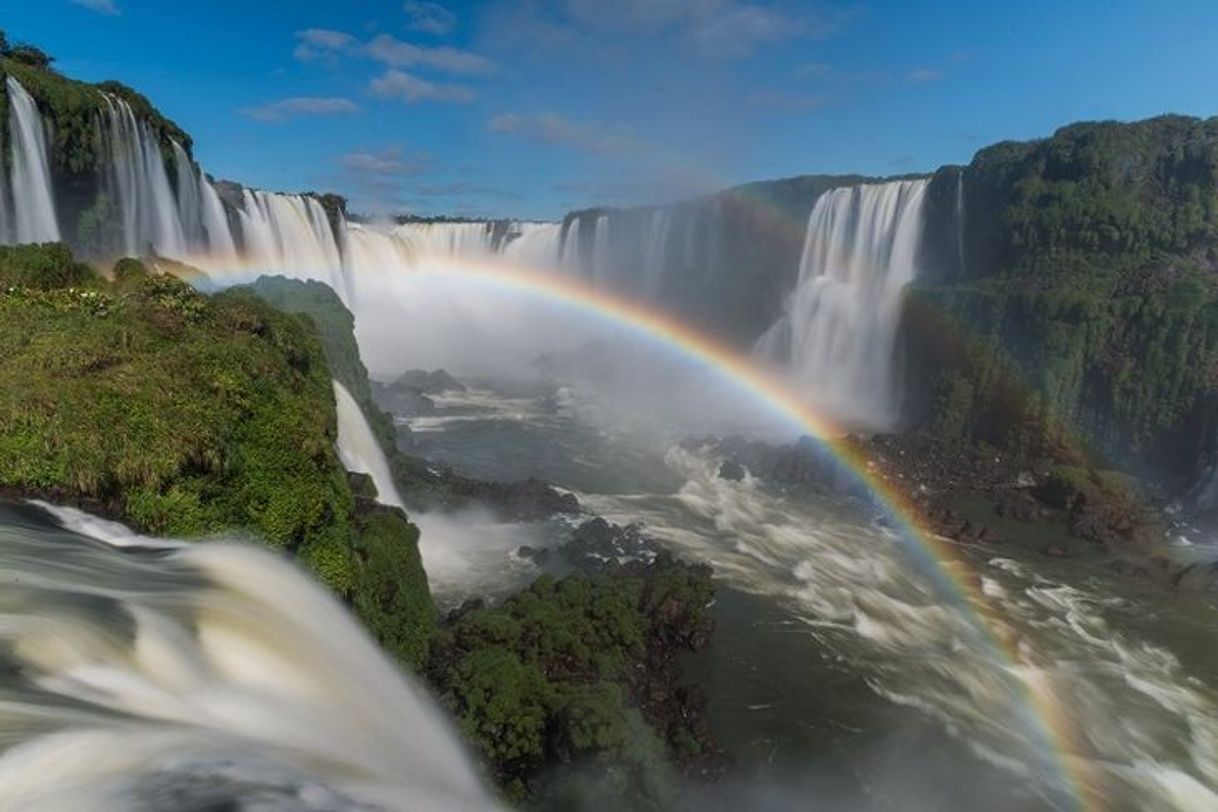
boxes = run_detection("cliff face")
[562,174,879,345]
[0,246,435,668]
[902,115,1218,491]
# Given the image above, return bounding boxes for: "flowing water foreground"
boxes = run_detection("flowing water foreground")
[0,501,493,812]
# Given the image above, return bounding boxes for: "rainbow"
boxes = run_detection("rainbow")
[388,255,1096,810]
[197,247,1096,808]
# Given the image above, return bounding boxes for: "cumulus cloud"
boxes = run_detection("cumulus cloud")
[365,34,495,74]
[71,0,120,15]
[404,1,458,35]
[487,112,639,156]
[241,96,361,123]
[370,69,475,104]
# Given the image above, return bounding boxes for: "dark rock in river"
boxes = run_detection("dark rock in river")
[370,380,436,416]
[394,368,466,394]
[563,517,664,572]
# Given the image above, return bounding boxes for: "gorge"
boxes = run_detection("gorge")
[0,34,1217,812]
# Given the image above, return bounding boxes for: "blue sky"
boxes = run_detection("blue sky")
[4,0,1217,219]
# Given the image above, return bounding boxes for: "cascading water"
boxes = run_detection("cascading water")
[101,95,189,257]
[394,221,497,257]
[5,77,59,243]
[334,380,405,509]
[502,222,563,267]
[0,501,494,811]
[755,179,930,428]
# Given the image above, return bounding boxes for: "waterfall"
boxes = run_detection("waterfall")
[641,208,672,297]
[502,221,563,267]
[334,380,405,509]
[394,221,497,257]
[5,77,59,242]
[172,141,204,248]
[101,94,189,257]
[0,503,493,810]
[591,215,611,288]
[755,179,930,428]
[560,219,582,271]
[199,176,237,260]
[236,189,345,292]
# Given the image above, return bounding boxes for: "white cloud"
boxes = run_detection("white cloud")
[404,1,457,35]
[339,146,427,176]
[241,96,361,123]
[365,34,495,74]
[500,0,857,59]
[294,28,359,63]
[488,112,638,156]
[905,67,944,83]
[369,69,475,104]
[71,0,120,15]
[293,29,494,74]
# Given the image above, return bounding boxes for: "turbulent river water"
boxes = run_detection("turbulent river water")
[404,379,1218,812]
[2,382,1217,811]
[0,501,493,812]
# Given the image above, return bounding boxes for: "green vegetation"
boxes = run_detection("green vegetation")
[242,276,396,451]
[0,244,433,657]
[428,558,716,806]
[964,116,1218,276]
[351,504,435,670]
[906,116,1218,490]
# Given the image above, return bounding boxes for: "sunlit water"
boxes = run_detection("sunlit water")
[407,379,1218,812]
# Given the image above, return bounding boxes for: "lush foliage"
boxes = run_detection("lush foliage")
[962,115,1218,277]
[904,269,1218,488]
[905,116,1218,490]
[428,559,715,805]
[245,276,397,451]
[350,504,435,670]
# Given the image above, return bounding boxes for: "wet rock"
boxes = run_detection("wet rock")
[370,380,435,416]
[563,517,664,572]
[394,368,466,394]
[515,544,551,564]
[717,460,746,481]
[1041,542,1070,558]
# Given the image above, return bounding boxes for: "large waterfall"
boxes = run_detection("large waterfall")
[755,179,929,428]
[334,380,405,509]
[0,502,494,811]
[0,75,929,427]
[5,77,59,243]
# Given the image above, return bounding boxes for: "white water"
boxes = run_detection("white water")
[0,503,494,811]
[101,95,189,257]
[577,443,1218,812]
[755,179,930,428]
[334,380,405,509]
[5,77,59,243]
